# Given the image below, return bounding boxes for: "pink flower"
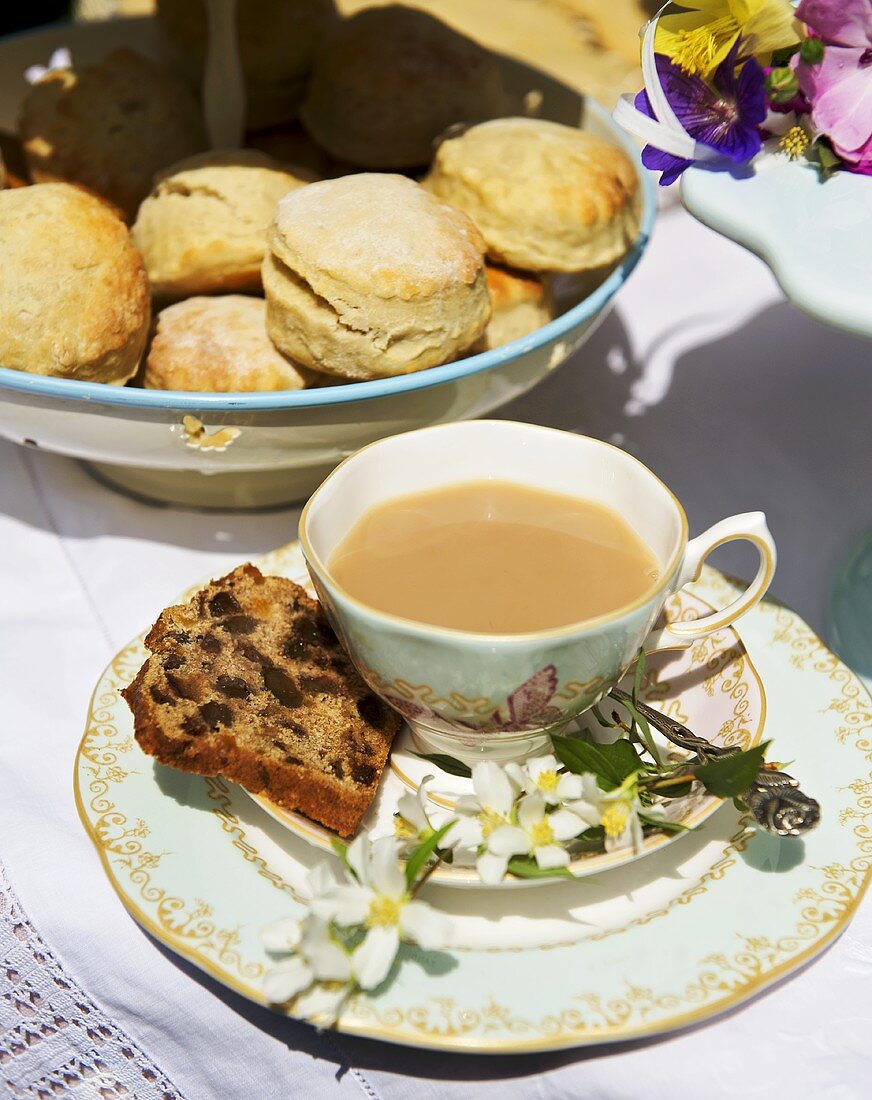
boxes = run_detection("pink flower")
[795,0,872,174]
[796,0,872,48]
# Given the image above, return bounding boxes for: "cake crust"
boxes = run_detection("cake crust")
[122,564,401,837]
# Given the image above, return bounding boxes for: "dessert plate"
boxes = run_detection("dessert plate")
[75,551,872,1052]
[245,545,765,888]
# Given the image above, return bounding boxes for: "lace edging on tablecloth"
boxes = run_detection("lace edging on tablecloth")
[0,856,185,1099]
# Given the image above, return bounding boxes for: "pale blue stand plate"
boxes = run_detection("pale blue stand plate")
[681,151,872,339]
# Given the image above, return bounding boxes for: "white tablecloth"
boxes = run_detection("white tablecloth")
[2,203,871,1099]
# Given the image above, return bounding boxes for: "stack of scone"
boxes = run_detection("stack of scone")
[0,2,640,394]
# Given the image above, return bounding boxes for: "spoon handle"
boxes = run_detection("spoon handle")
[609,688,820,836]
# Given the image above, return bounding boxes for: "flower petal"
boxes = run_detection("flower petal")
[486,824,530,857]
[304,861,339,900]
[555,772,583,801]
[369,835,406,899]
[528,754,559,780]
[345,833,370,885]
[300,923,352,983]
[260,916,302,953]
[796,0,872,48]
[534,844,571,869]
[476,850,509,884]
[293,982,351,1021]
[472,761,517,816]
[399,900,453,950]
[262,957,313,1003]
[310,884,371,926]
[806,48,872,151]
[352,925,399,990]
[453,794,483,816]
[396,790,429,832]
[548,808,588,841]
[443,815,482,851]
[517,791,547,830]
[504,762,530,791]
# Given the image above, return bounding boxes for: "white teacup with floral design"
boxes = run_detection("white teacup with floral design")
[299,421,775,764]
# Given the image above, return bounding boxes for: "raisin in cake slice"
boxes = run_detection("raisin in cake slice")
[122,563,401,837]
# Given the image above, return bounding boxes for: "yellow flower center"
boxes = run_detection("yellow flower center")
[536,770,559,793]
[600,802,631,839]
[394,817,417,840]
[479,808,506,838]
[780,126,809,160]
[366,895,402,928]
[530,819,555,847]
[673,17,737,75]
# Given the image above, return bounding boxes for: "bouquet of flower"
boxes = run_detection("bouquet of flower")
[613,0,872,183]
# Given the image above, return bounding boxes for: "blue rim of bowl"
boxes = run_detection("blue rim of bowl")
[0,108,655,412]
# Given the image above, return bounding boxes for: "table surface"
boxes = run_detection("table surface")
[3,200,871,1099]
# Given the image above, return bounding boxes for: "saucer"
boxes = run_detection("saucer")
[246,545,765,888]
[75,552,872,1051]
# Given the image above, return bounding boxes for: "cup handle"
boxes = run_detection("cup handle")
[644,511,776,651]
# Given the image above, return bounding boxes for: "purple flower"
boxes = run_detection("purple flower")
[634,42,767,185]
[795,0,872,175]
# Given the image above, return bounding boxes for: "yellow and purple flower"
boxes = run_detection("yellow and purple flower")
[634,41,768,184]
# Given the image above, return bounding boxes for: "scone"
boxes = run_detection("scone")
[156,0,338,130]
[145,296,309,392]
[0,184,150,383]
[18,48,206,222]
[132,149,314,299]
[482,264,555,350]
[122,564,401,837]
[263,173,490,380]
[425,117,639,272]
[300,5,506,169]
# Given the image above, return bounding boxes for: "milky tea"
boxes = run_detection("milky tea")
[327,480,661,634]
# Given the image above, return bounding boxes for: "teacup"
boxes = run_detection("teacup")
[299,421,775,763]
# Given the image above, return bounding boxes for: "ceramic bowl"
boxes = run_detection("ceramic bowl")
[0,18,654,508]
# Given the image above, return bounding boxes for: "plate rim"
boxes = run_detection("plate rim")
[73,559,872,1052]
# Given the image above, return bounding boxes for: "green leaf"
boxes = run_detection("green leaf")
[649,777,694,799]
[622,697,663,767]
[507,856,575,880]
[590,704,617,729]
[639,813,693,833]
[404,819,456,889]
[412,752,472,778]
[771,43,800,66]
[552,735,641,789]
[331,838,353,876]
[694,741,770,799]
[814,138,841,180]
[632,647,646,702]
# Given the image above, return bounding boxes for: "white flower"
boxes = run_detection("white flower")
[570,773,663,854]
[394,775,437,848]
[452,762,587,883]
[25,47,72,85]
[311,834,451,990]
[506,753,584,806]
[450,761,521,883]
[261,915,351,1004]
[487,791,588,874]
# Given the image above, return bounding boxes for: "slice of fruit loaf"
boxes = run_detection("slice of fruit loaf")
[122,563,401,837]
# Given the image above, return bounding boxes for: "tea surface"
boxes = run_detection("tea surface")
[327,480,661,633]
